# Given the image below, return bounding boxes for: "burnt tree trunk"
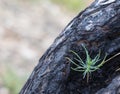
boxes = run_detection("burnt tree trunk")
[20,0,120,94]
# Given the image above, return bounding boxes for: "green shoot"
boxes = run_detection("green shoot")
[66,45,107,83]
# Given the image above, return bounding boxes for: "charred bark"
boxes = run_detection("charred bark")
[20,0,120,94]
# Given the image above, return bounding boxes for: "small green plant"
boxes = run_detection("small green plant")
[66,45,107,82]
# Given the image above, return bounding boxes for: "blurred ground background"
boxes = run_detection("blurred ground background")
[0,0,93,94]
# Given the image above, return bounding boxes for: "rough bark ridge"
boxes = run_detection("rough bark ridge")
[20,0,120,94]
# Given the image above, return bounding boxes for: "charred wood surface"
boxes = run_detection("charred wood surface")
[20,0,120,94]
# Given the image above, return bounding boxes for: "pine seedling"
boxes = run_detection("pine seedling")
[66,45,107,82]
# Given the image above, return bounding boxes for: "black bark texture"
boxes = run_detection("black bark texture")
[20,0,120,94]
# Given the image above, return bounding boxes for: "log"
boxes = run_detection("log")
[20,0,120,94]
[96,75,120,94]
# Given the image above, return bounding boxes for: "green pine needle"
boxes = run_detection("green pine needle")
[66,45,107,82]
